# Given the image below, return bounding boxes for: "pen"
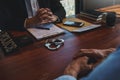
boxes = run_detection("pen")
[35,26,50,30]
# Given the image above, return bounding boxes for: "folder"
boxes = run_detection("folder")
[57,18,101,32]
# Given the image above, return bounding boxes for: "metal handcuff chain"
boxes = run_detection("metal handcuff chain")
[45,39,64,50]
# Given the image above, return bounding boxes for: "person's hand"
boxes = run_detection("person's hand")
[64,48,116,78]
[25,8,58,28]
[73,48,116,69]
[36,8,58,24]
[73,48,116,60]
[64,56,92,78]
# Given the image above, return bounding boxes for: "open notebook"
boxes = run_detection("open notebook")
[27,24,65,40]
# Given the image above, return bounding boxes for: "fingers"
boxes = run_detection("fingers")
[73,49,104,60]
[79,49,104,58]
[73,48,116,59]
[35,8,57,24]
[64,56,89,78]
[36,8,53,17]
[37,8,53,19]
[101,48,116,57]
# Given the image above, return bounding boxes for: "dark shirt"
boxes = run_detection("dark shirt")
[0,0,66,31]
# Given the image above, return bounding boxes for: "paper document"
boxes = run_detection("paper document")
[27,24,65,40]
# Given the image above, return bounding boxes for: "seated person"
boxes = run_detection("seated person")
[0,0,66,30]
[55,47,120,80]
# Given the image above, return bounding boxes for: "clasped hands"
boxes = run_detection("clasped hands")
[64,48,116,79]
[25,8,58,28]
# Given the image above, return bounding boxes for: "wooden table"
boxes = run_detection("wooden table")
[98,4,120,17]
[0,18,120,80]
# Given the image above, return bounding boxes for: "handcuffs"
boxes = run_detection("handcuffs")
[44,38,64,50]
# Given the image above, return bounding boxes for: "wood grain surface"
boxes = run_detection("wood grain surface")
[0,17,120,80]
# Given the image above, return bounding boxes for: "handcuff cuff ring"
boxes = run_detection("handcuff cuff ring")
[44,39,64,50]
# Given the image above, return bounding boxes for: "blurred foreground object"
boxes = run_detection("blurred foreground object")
[64,48,116,78]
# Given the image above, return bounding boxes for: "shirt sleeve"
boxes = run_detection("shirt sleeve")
[50,0,66,22]
[54,75,76,80]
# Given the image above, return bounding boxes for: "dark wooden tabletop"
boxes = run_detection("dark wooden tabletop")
[0,18,120,80]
